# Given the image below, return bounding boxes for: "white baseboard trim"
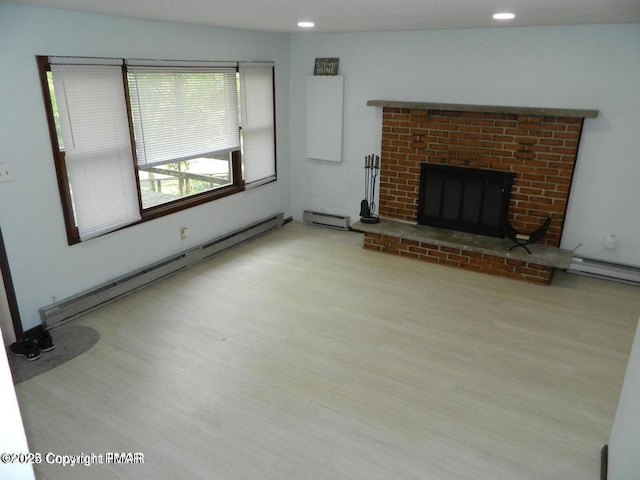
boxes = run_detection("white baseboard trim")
[568,257,640,286]
[40,213,284,328]
[303,210,350,230]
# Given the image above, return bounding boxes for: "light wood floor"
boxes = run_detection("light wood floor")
[15,222,640,480]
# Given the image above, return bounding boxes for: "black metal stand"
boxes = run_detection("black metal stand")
[502,216,552,254]
[360,154,380,223]
[360,216,380,224]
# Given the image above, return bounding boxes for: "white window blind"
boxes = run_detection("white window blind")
[51,63,141,241]
[127,65,240,167]
[239,63,276,186]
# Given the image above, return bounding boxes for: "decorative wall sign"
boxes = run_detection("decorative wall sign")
[314,58,339,76]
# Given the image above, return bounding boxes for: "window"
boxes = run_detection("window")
[38,56,276,244]
[127,62,240,208]
[239,63,276,186]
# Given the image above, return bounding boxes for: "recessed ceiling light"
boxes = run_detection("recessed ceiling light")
[493,12,516,20]
[298,21,315,28]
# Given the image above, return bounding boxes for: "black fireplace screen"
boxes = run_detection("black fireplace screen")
[417,164,515,238]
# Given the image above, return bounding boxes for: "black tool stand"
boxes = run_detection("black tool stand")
[360,216,380,224]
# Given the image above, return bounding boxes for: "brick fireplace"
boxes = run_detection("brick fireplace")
[357,100,598,285]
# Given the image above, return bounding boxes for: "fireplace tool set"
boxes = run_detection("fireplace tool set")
[360,154,380,224]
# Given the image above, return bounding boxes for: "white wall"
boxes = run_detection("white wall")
[609,316,640,480]
[0,4,291,332]
[0,329,35,479]
[289,24,640,267]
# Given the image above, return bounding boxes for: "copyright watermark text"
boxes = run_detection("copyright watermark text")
[1,452,144,466]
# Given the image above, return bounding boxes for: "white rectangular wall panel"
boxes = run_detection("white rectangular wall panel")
[306,75,343,162]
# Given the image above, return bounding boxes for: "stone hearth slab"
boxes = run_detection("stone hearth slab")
[353,218,572,269]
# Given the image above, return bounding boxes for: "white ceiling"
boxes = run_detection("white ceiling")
[4,0,640,33]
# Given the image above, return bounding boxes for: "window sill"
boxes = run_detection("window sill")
[141,184,244,222]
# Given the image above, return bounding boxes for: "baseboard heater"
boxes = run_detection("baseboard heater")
[569,257,640,286]
[303,210,350,230]
[40,213,284,328]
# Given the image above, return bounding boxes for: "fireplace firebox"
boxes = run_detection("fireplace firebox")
[417,164,515,238]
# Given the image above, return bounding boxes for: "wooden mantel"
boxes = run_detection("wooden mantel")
[367,100,599,119]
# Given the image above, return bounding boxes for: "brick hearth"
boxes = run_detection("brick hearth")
[356,218,572,286]
[359,101,598,284]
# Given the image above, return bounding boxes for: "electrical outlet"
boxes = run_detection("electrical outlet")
[605,234,618,250]
[0,163,13,183]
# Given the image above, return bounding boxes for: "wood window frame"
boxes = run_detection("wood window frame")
[37,56,254,245]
